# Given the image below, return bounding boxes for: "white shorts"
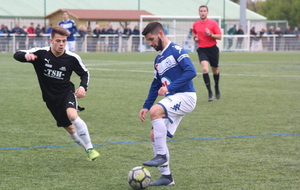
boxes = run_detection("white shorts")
[65,41,76,52]
[157,92,197,138]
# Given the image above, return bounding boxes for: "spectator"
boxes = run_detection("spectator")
[100,26,108,52]
[46,23,53,34]
[292,27,300,50]
[27,23,36,49]
[226,24,236,49]
[267,26,275,51]
[92,25,101,52]
[122,25,132,52]
[132,26,140,52]
[259,28,267,51]
[11,23,27,50]
[235,25,244,49]
[35,24,44,47]
[115,26,122,52]
[283,26,292,51]
[86,25,93,52]
[275,27,283,51]
[0,24,10,52]
[77,26,86,52]
[163,25,169,35]
[107,25,115,52]
[250,27,257,49]
[86,25,92,36]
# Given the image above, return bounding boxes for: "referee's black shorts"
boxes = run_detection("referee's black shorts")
[196,45,219,67]
[45,91,77,127]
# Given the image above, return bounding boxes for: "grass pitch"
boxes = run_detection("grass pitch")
[0,51,299,190]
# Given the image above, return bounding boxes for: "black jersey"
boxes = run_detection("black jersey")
[13,47,89,102]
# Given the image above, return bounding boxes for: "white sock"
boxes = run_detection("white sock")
[158,147,171,175]
[72,117,93,150]
[152,142,157,156]
[68,132,87,150]
[152,118,167,155]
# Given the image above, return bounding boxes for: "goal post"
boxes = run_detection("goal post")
[139,15,222,52]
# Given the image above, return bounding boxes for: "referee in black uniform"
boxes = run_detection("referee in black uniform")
[13,26,100,161]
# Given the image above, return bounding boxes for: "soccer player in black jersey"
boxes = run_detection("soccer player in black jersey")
[13,26,100,161]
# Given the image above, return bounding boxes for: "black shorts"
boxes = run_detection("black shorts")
[45,92,77,127]
[196,45,219,67]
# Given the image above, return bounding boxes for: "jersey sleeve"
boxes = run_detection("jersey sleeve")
[72,54,89,91]
[13,51,27,62]
[166,47,197,93]
[142,62,161,110]
[71,20,78,35]
[212,21,222,35]
[13,48,41,63]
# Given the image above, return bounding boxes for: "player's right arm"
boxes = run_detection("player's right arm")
[14,50,38,62]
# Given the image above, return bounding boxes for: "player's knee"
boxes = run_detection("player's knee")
[149,105,164,120]
[65,125,76,134]
[67,108,78,122]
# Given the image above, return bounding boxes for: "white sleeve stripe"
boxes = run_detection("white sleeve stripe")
[177,54,189,62]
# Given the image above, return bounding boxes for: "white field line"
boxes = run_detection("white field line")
[87,67,300,78]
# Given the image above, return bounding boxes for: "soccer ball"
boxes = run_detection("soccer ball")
[128,166,151,189]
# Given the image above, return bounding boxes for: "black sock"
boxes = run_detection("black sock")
[213,73,220,89]
[203,73,212,93]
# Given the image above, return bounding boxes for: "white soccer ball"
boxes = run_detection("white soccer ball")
[128,166,151,189]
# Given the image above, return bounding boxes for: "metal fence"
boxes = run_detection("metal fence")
[1,33,299,53]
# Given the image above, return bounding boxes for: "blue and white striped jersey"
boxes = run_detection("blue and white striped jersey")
[58,19,78,41]
[143,41,197,110]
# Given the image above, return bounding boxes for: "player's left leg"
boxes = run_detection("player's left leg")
[209,46,221,99]
[212,67,220,99]
[65,93,100,161]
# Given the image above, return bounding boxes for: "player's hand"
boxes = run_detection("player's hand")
[158,86,168,96]
[25,53,38,61]
[75,87,86,98]
[139,109,148,122]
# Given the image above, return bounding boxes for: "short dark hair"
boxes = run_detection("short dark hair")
[51,26,68,39]
[199,5,208,12]
[142,21,164,36]
[62,11,68,15]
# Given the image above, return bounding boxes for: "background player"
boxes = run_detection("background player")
[13,26,100,161]
[139,21,197,186]
[59,11,78,52]
[193,5,222,102]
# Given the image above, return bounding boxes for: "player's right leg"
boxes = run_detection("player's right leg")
[143,104,168,167]
[201,60,214,102]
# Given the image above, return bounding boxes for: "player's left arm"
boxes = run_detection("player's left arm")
[72,55,89,92]
[70,21,78,35]
[207,22,222,40]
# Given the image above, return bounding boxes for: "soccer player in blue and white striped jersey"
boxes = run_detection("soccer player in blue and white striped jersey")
[58,11,78,52]
[140,21,197,186]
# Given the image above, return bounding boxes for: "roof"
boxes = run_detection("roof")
[0,0,267,21]
[45,9,154,21]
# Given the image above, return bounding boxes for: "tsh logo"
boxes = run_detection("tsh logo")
[171,102,181,111]
[44,68,63,79]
